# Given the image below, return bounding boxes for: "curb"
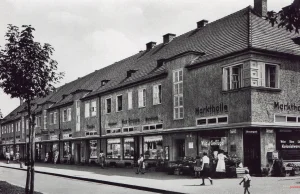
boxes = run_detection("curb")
[0,165,186,194]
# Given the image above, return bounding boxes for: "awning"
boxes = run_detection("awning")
[144,135,163,143]
[124,137,134,143]
[107,138,121,144]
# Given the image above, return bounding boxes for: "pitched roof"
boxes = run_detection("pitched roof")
[3,5,300,115]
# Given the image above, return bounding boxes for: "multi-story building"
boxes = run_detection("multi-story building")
[1,0,300,174]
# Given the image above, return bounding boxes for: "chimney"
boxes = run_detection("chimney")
[163,33,176,44]
[254,0,267,17]
[146,42,156,50]
[197,20,209,28]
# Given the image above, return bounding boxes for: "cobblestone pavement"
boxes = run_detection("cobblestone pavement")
[1,161,300,194]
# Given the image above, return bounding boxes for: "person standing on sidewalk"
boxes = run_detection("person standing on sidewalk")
[99,150,105,169]
[239,169,251,194]
[136,154,145,174]
[200,152,213,185]
[194,155,201,178]
[5,151,10,164]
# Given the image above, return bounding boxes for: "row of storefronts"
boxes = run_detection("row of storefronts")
[1,127,299,174]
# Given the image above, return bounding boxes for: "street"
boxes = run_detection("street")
[0,167,156,194]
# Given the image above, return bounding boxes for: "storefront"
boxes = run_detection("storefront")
[123,137,134,160]
[89,139,98,163]
[276,129,300,160]
[107,138,121,159]
[143,135,164,160]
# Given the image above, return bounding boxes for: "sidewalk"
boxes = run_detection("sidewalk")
[1,161,299,194]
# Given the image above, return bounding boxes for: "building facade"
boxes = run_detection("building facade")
[1,0,300,175]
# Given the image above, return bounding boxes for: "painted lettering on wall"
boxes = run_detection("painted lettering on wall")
[86,124,95,129]
[145,116,159,122]
[108,122,117,126]
[274,102,300,111]
[122,118,140,124]
[195,103,228,115]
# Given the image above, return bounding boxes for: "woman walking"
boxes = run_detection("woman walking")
[201,152,213,185]
[216,150,227,178]
[99,150,105,169]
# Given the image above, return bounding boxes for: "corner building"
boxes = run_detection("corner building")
[1,0,300,175]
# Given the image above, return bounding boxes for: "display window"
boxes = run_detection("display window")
[89,140,98,159]
[276,129,300,160]
[107,138,121,159]
[200,136,228,158]
[53,143,58,152]
[143,136,164,160]
[63,142,71,158]
[124,137,134,159]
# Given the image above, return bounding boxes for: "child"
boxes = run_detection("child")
[136,154,145,174]
[239,169,251,194]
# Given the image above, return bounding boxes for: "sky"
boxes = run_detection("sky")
[0,0,292,117]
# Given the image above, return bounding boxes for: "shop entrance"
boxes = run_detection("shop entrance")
[243,129,261,175]
[175,139,185,160]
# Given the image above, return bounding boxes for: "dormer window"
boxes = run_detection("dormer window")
[157,59,165,68]
[101,79,110,87]
[126,70,138,78]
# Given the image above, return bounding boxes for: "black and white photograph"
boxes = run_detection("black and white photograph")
[0,0,300,193]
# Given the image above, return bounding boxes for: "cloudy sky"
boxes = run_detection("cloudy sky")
[0,0,292,116]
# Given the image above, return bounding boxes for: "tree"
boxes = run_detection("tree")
[0,24,64,194]
[267,0,300,33]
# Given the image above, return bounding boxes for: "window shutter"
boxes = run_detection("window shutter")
[258,62,265,87]
[68,108,72,121]
[85,103,90,117]
[222,68,228,90]
[275,64,279,88]
[128,92,132,109]
[138,89,143,107]
[153,85,158,105]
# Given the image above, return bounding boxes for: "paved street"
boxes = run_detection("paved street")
[0,167,156,194]
[1,162,300,194]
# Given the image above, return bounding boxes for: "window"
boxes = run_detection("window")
[173,69,183,119]
[143,123,163,131]
[128,91,133,110]
[53,112,57,124]
[123,126,138,133]
[67,108,72,121]
[36,116,41,127]
[107,138,121,159]
[223,62,279,90]
[50,113,54,125]
[43,110,47,129]
[85,103,90,118]
[143,136,164,160]
[265,64,278,88]
[275,114,300,123]
[138,88,146,108]
[26,119,29,130]
[153,84,162,105]
[196,115,228,126]
[63,109,67,122]
[116,95,123,112]
[106,98,112,114]
[124,137,134,159]
[223,64,242,90]
[91,100,97,116]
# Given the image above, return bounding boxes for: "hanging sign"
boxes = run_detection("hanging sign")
[230,129,237,134]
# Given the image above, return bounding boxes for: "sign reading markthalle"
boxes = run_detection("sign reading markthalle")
[195,103,228,115]
[274,102,300,111]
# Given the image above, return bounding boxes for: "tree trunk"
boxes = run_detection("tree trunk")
[25,164,31,194]
[29,117,36,194]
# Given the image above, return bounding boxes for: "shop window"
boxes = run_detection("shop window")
[89,140,98,159]
[124,137,134,159]
[143,136,164,160]
[63,142,71,158]
[107,138,121,159]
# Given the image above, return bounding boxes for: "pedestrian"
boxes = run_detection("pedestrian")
[239,169,251,194]
[99,150,105,169]
[200,152,213,185]
[5,151,10,164]
[194,155,201,178]
[136,154,145,174]
[216,150,227,177]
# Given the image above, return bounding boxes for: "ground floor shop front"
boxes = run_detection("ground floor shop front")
[1,127,299,175]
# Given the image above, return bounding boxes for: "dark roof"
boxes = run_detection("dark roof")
[3,5,300,114]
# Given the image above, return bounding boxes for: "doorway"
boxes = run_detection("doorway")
[243,129,261,175]
[175,139,185,160]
